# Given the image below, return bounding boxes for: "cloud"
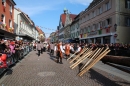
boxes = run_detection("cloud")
[68,0,93,5]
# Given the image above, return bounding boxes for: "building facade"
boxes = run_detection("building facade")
[14,8,36,41]
[0,0,16,39]
[70,13,81,43]
[58,8,77,43]
[79,0,130,44]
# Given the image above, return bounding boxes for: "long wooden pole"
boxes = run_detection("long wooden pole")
[69,48,91,63]
[70,48,98,69]
[78,49,110,76]
[67,51,77,61]
[78,48,109,76]
[70,51,93,69]
[80,48,104,71]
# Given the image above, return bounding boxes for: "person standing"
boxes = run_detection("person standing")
[65,43,71,59]
[55,41,65,64]
[50,42,54,56]
[37,41,42,56]
[40,42,43,54]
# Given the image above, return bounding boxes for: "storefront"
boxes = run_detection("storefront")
[103,36,111,44]
[17,34,34,42]
[0,29,16,40]
[95,37,101,43]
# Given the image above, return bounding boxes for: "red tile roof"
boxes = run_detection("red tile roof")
[36,26,44,35]
[60,14,77,27]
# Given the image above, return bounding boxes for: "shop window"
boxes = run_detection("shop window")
[125,0,130,9]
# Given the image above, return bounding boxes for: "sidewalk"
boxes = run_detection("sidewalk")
[0,51,129,86]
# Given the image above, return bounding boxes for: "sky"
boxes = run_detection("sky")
[14,0,93,37]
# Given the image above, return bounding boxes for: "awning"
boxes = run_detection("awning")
[0,28,16,39]
[17,34,35,40]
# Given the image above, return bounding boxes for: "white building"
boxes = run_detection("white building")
[14,8,36,41]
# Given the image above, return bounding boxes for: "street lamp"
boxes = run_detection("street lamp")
[114,24,117,31]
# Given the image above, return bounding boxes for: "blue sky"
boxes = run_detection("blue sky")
[14,0,93,37]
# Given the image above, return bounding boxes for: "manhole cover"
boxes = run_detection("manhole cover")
[37,72,55,77]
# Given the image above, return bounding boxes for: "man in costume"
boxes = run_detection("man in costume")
[55,41,65,64]
[65,43,71,59]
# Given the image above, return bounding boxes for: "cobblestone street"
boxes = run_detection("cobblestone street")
[0,51,130,86]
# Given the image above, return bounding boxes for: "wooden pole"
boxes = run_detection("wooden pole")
[78,48,110,76]
[70,48,98,69]
[70,51,93,69]
[80,47,104,71]
[67,47,87,61]
[67,51,77,61]
[69,48,91,63]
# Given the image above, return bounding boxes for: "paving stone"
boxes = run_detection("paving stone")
[0,51,129,86]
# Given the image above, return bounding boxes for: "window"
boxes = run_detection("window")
[106,2,110,11]
[88,14,90,20]
[126,17,130,26]
[1,14,5,24]
[125,0,130,9]
[9,20,12,28]
[92,11,94,18]
[99,7,102,14]
[2,0,6,6]
[98,23,100,30]
[94,10,96,17]
[10,5,12,13]
[88,26,90,32]
[93,24,96,31]
[106,18,112,27]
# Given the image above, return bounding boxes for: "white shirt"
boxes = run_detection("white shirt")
[70,46,74,51]
[54,45,65,53]
[76,47,81,52]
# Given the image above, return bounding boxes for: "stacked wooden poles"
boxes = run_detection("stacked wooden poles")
[78,48,110,76]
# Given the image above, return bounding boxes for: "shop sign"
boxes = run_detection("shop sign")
[88,31,97,36]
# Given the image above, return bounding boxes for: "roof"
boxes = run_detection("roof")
[15,8,34,25]
[10,0,16,5]
[60,13,77,27]
[36,26,45,35]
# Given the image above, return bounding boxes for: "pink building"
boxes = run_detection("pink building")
[79,0,130,44]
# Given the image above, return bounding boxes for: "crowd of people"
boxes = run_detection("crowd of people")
[0,39,33,68]
[34,41,130,64]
